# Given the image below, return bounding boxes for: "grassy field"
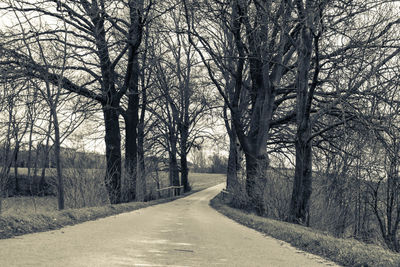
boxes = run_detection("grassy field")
[0,172,225,239]
[210,193,400,267]
[186,173,226,191]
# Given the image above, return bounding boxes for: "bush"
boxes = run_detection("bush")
[61,168,109,209]
[263,168,292,220]
[6,174,55,197]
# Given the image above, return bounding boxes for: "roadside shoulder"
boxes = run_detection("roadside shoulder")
[210,193,400,267]
[0,193,193,240]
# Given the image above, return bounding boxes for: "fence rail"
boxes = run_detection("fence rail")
[156,185,184,197]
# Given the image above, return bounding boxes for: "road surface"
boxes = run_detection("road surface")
[0,183,340,266]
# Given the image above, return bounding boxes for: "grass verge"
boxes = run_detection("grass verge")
[210,193,400,267]
[0,173,226,239]
[0,195,184,239]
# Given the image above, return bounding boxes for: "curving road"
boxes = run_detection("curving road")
[0,183,340,266]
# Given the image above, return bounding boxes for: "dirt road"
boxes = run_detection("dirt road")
[0,183,340,266]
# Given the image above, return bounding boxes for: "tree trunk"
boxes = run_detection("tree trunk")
[136,59,147,201]
[245,153,267,215]
[289,125,312,225]
[13,141,19,194]
[226,118,240,192]
[39,127,51,196]
[26,120,34,197]
[136,21,149,202]
[169,156,179,187]
[180,150,190,193]
[51,108,64,210]
[124,101,138,202]
[169,135,180,190]
[137,119,146,202]
[124,53,140,202]
[288,10,315,225]
[180,126,191,193]
[103,105,122,204]
[227,138,238,192]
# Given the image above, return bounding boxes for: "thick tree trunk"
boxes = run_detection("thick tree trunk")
[180,126,191,193]
[289,12,315,225]
[136,23,149,202]
[103,105,122,204]
[169,135,180,191]
[169,150,180,196]
[289,124,312,225]
[180,150,190,193]
[124,53,140,202]
[169,156,179,187]
[226,122,240,192]
[245,153,267,215]
[137,120,146,201]
[124,100,138,202]
[136,61,147,201]
[227,139,238,192]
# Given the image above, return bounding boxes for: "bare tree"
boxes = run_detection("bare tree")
[182,0,400,220]
[0,78,32,213]
[147,2,215,192]
[183,0,297,214]
[365,78,400,251]
[0,0,152,203]
[288,0,400,224]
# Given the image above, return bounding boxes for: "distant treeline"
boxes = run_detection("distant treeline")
[0,144,106,169]
[191,154,227,174]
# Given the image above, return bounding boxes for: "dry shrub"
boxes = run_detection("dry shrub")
[263,168,292,220]
[310,172,378,243]
[120,168,134,203]
[310,173,354,237]
[229,169,250,209]
[121,166,169,202]
[146,171,173,200]
[230,181,250,209]
[228,165,292,217]
[61,168,109,209]
[146,182,159,200]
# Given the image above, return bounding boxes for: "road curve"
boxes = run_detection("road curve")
[0,183,340,267]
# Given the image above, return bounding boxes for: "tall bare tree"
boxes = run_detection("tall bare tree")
[184,0,297,214]
[289,0,400,224]
[0,0,150,203]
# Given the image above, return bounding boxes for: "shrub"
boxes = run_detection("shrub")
[61,168,109,209]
